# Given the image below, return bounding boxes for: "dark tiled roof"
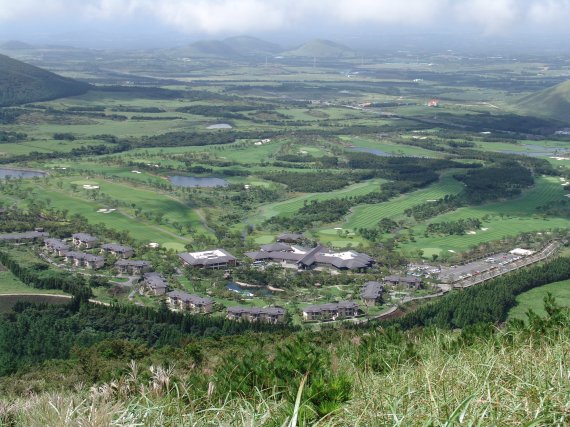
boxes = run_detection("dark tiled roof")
[167,290,213,306]
[298,245,327,266]
[72,233,98,243]
[362,281,384,299]
[276,233,304,242]
[143,272,168,290]
[44,238,70,251]
[303,300,360,313]
[115,259,152,268]
[245,250,303,262]
[64,251,104,263]
[260,242,292,252]
[313,251,373,270]
[102,243,133,253]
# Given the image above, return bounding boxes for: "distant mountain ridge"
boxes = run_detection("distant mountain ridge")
[174,36,282,58]
[516,80,570,123]
[0,53,89,107]
[172,36,356,59]
[283,39,356,58]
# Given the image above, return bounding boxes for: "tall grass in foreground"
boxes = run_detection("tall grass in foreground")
[1,302,569,426]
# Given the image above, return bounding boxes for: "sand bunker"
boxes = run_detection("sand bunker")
[83,184,99,190]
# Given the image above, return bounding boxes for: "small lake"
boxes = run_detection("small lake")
[499,144,570,158]
[227,282,272,297]
[349,147,393,157]
[169,176,228,188]
[0,168,46,179]
[207,123,233,129]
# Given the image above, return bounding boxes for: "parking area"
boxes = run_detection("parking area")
[439,252,522,283]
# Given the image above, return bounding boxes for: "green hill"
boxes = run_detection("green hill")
[179,40,239,57]
[0,40,33,50]
[284,39,356,58]
[223,36,281,55]
[0,54,89,107]
[175,36,281,58]
[516,80,570,123]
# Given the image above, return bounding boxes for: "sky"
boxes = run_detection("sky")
[0,0,569,49]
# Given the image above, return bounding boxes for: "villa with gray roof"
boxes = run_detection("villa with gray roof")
[361,281,384,306]
[246,244,374,272]
[226,306,286,324]
[0,231,48,242]
[72,233,98,249]
[44,238,70,256]
[140,272,168,296]
[178,249,237,269]
[63,251,105,270]
[276,232,304,243]
[115,259,152,275]
[166,290,214,313]
[101,243,134,259]
[384,275,422,289]
[302,301,360,322]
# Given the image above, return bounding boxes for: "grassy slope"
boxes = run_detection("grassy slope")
[2,320,569,425]
[34,181,197,251]
[508,279,570,321]
[516,80,570,122]
[0,53,88,106]
[284,39,355,58]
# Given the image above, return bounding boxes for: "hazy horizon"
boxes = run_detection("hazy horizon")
[1,0,569,52]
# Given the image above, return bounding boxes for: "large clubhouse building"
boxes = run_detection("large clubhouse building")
[178,249,238,269]
[246,244,374,272]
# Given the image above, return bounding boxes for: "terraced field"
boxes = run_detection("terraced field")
[254,178,386,223]
[343,175,464,230]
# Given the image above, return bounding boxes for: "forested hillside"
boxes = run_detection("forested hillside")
[0,54,89,106]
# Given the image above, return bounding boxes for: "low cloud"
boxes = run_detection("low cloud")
[0,0,569,36]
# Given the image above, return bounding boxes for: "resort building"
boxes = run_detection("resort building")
[166,290,214,313]
[72,233,99,249]
[276,233,305,243]
[226,306,286,324]
[361,281,384,306]
[140,272,168,296]
[302,301,360,322]
[0,231,49,242]
[101,243,134,259]
[178,249,238,269]
[44,238,70,256]
[115,259,153,275]
[63,251,105,270]
[246,244,374,272]
[384,275,422,289]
